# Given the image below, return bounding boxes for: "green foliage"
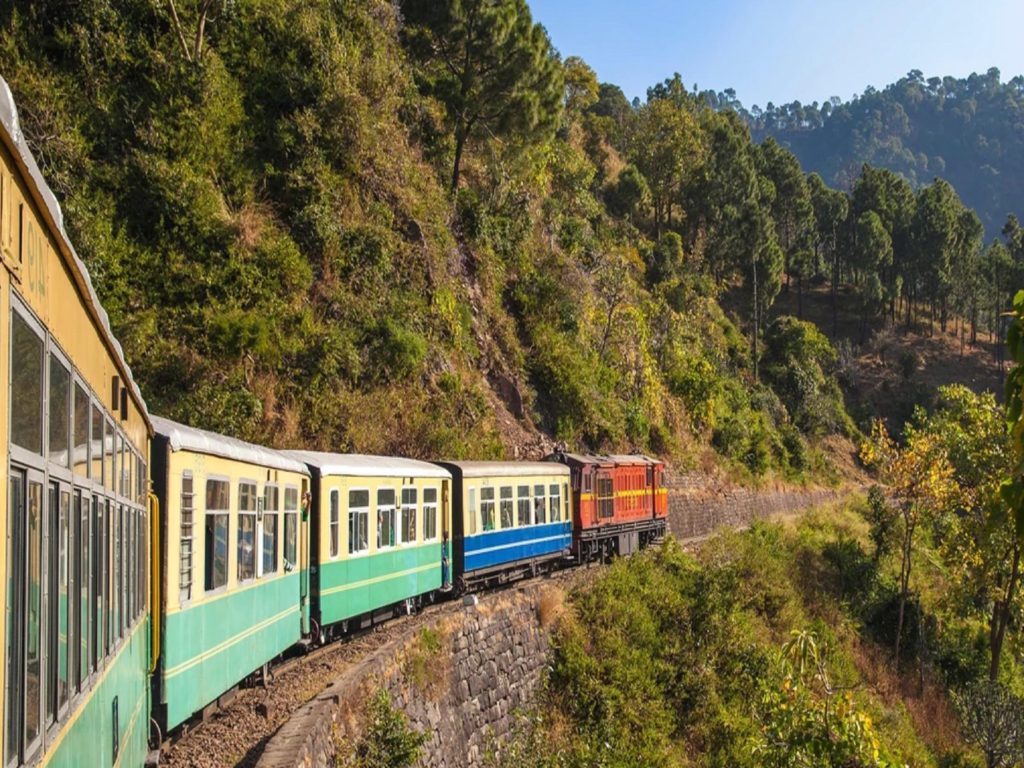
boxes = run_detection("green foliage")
[862,484,898,559]
[343,689,427,768]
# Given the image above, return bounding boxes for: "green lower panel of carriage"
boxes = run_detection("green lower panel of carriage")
[160,573,302,730]
[317,543,442,626]
[44,622,149,768]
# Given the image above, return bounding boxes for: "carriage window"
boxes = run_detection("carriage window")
[284,487,299,567]
[55,489,71,714]
[348,490,369,554]
[11,310,43,454]
[468,488,477,535]
[583,472,592,493]
[238,481,257,581]
[49,355,71,466]
[180,472,194,602]
[533,485,546,524]
[329,489,340,558]
[263,485,279,575]
[103,499,113,656]
[377,489,396,548]
[73,383,90,478]
[76,489,89,690]
[91,406,104,485]
[499,487,513,529]
[91,496,102,670]
[423,488,438,541]
[549,484,561,522]
[597,475,614,518]
[205,480,229,591]
[517,485,531,526]
[400,488,417,544]
[480,487,495,532]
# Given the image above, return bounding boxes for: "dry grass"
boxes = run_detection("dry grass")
[536,586,567,629]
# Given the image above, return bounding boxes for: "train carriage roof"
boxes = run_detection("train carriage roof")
[0,77,150,426]
[437,460,570,479]
[282,451,451,480]
[152,416,309,476]
[604,454,662,466]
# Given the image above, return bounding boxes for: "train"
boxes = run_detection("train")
[0,76,667,767]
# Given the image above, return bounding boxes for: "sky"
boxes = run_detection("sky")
[529,0,1024,108]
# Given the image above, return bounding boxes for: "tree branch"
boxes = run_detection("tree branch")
[166,0,194,62]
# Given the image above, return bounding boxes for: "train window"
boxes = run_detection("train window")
[105,422,116,493]
[138,458,147,505]
[115,505,123,639]
[422,488,438,541]
[26,479,43,751]
[480,487,495,532]
[377,489,396,548]
[517,486,531,527]
[533,485,546,525]
[205,479,229,591]
[238,482,257,582]
[468,488,477,535]
[50,488,70,717]
[347,490,369,555]
[400,488,417,544]
[49,354,71,466]
[91,406,104,486]
[121,441,129,498]
[11,309,44,454]
[328,489,341,558]
[597,475,614,518]
[583,472,592,493]
[549,484,561,522]
[263,486,279,575]
[73,383,90,478]
[5,471,25,766]
[91,496,101,671]
[180,472,194,602]
[78,491,90,686]
[499,487,513,529]
[284,487,299,566]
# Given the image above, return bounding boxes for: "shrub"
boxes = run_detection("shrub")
[342,689,427,768]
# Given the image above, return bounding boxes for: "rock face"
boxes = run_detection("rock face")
[256,473,849,768]
[257,585,555,768]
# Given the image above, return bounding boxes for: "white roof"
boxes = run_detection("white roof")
[0,77,150,427]
[438,461,570,479]
[282,451,451,480]
[152,416,309,476]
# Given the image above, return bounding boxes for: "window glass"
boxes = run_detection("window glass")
[348,490,369,554]
[533,485,547,524]
[48,355,70,466]
[400,488,417,544]
[480,487,495,531]
[76,490,89,691]
[104,421,116,493]
[26,481,42,746]
[468,487,477,535]
[499,487,513,529]
[11,311,43,453]
[238,482,257,581]
[57,489,70,711]
[73,384,90,478]
[377,489,396,548]
[549,484,561,522]
[6,472,24,765]
[517,485,531,527]
[263,486,279,575]
[91,406,104,484]
[205,480,229,591]
[284,487,299,567]
[423,488,438,541]
[180,472,194,602]
[91,496,102,670]
[329,490,340,558]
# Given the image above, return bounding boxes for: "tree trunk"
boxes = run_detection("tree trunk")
[989,543,1021,681]
[831,250,839,338]
[895,515,915,669]
[451,127,466,193]
[797,275,803,319]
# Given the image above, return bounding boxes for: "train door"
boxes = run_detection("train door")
[441,480,450,589]
[299,478,310,635]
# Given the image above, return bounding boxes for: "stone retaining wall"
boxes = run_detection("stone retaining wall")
[665,469,843,541]
[257,584,556,768]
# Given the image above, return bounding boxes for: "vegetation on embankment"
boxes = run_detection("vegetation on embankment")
[491,492,1022,766]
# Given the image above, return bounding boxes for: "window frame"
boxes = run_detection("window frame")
[422,487,438,542]
[347,488,370,556]
[376,488,397,550]
[400,487,417,545]
[237,479,258,583]
[204,476,231,593]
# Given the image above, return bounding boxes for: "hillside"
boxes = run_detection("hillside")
[728,68,1024,238]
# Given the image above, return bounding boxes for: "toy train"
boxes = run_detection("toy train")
[0,77,668,766]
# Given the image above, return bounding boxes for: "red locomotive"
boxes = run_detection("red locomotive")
[546,452,668,562]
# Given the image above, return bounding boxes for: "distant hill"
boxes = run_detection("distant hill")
[710,68,1024,239]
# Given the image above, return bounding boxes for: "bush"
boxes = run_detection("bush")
[342,689,427,768]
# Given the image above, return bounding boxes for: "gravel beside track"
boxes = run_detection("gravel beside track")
[161,567,589,768]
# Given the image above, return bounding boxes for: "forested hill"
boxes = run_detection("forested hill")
[0,1,1006,484]
[725,68,1024,238]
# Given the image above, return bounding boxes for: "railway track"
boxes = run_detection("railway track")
[160,566,590,767]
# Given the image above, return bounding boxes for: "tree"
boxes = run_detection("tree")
[953,682,1024,768]
[401,0,563,191]
[605,164,648,223]
[808,173,848,336]
[852,211,893,341]
[860,420,958,668]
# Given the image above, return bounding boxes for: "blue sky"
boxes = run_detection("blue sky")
[529,0,1024,108]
